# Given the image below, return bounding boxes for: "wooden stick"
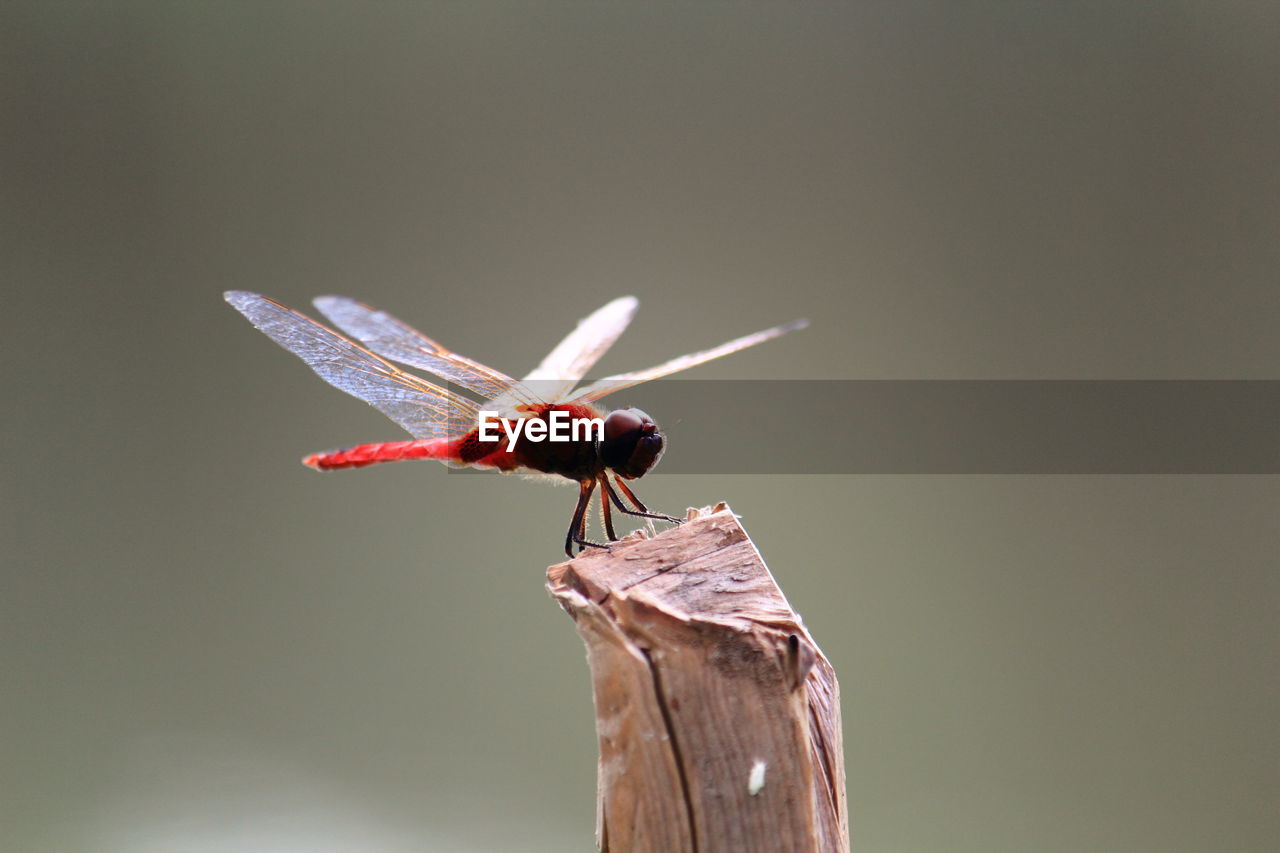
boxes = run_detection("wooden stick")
[547,504,848,853]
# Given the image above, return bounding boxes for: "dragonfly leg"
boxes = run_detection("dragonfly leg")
[600,477,618,541]
[566,478,612,557]
[603,474,683,525]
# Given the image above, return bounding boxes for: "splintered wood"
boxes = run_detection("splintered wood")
[547,505,848,853]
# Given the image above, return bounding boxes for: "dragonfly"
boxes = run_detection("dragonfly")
[225,291,807,557]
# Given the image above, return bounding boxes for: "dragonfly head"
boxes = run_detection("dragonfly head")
[599,408,665,479]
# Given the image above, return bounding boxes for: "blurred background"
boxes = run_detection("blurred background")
[3,2,1277,851]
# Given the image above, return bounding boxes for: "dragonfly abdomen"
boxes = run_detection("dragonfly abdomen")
[303,439,453,470]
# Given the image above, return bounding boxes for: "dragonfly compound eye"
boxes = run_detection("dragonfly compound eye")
[600,408,665,478]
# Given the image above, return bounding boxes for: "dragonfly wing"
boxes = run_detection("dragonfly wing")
[569,318,809,403]
[521,296,639,402]
[313,295,544,408]
[225,291,478,439]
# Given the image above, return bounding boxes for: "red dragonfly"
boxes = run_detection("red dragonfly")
[225,292,806,557]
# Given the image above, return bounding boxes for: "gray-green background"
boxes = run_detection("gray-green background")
[4,3,1276,851]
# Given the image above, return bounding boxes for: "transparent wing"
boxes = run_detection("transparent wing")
[312,295,544,408]
[569,318,809,403]
[521,296,639,402]
[225,291,478,439]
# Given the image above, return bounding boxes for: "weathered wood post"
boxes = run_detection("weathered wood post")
[547,504,847,853]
